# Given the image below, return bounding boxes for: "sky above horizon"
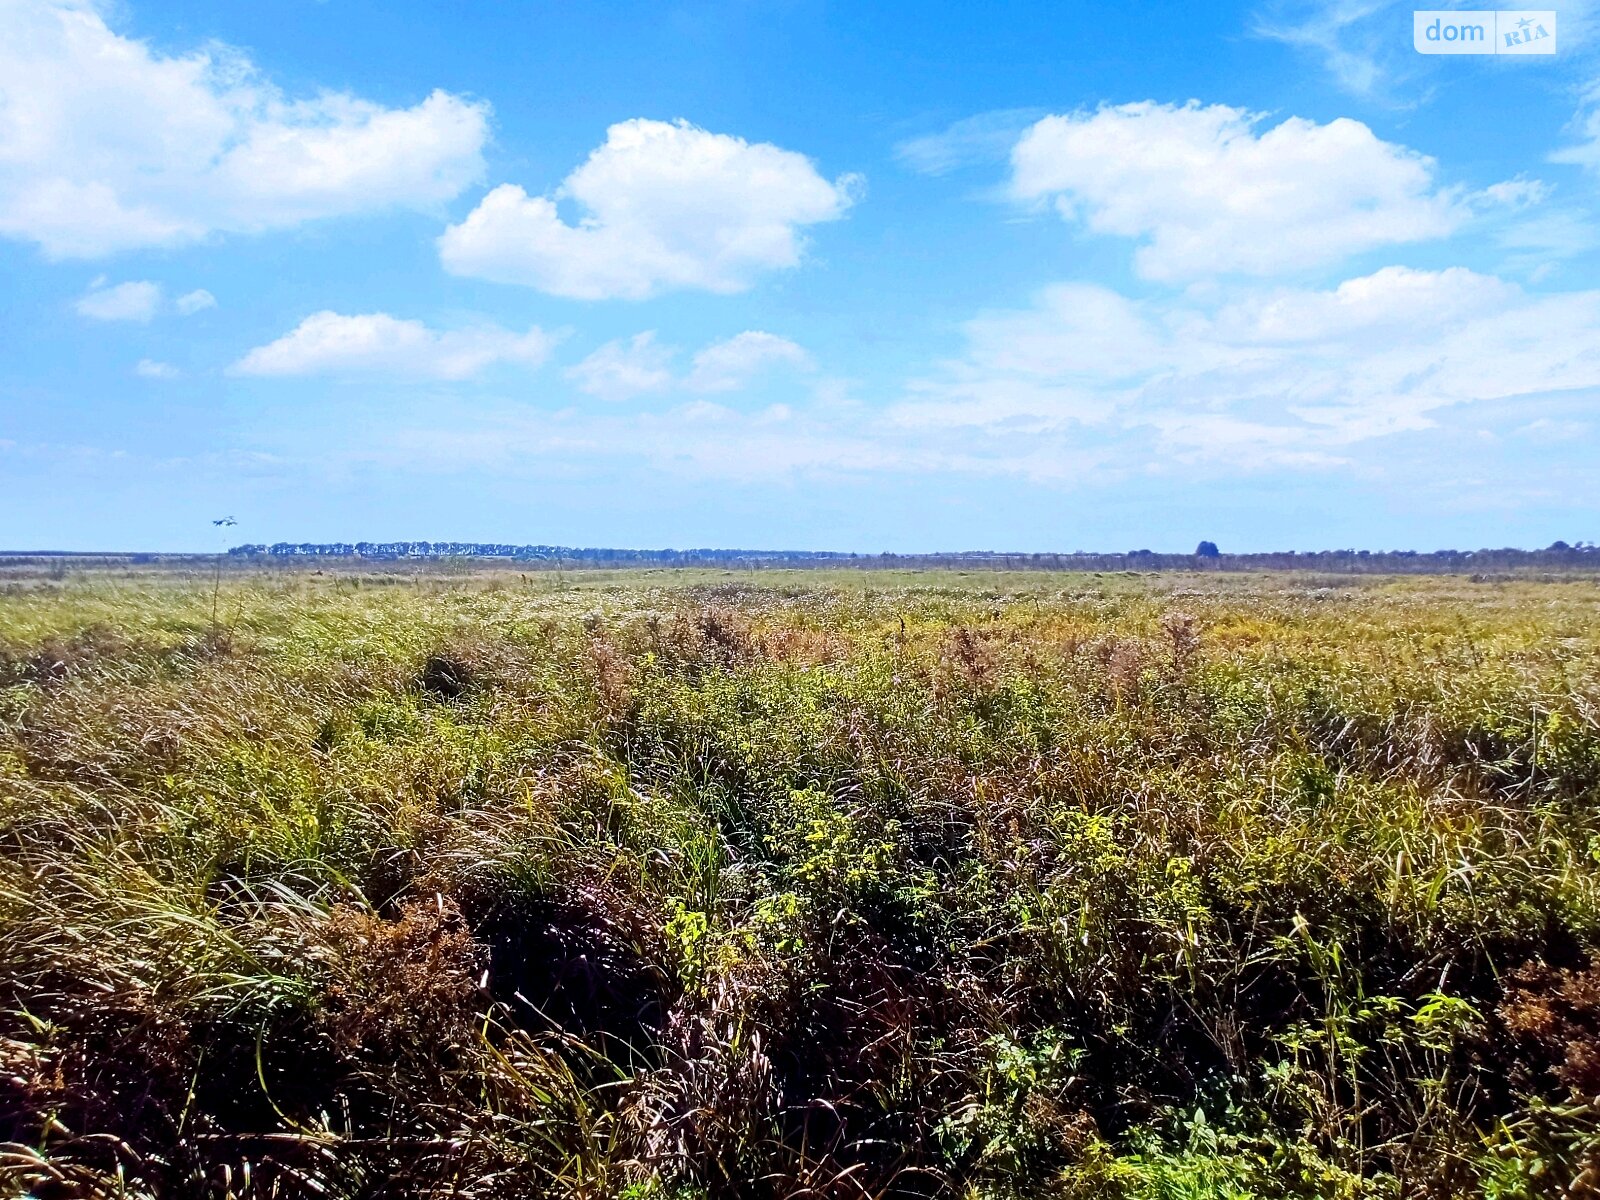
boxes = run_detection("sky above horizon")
[2,0,1599,553]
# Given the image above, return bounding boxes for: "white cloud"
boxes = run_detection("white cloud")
[1496,210,1600,278]
[0,0,489,257]
[439,118,859,299]
[231,312,556,380]
[175,288,216,315]
[1249,1,1409,101]
[565,332,677,401]
[958,283,1167,383]
[73,278,223,320]
[283,266,1600,507]
[1010,102,1463,281]
[1463,176,1593,277]
[134,358,178,379]
[894,109,1046,176]
[893,266,1600,466]
[1479,178,1551,210]
[74,278,160,320]
[1553,83,1600,173]
[1254,0,1600,100]
[564,329,814,400]
[685,331,812,392]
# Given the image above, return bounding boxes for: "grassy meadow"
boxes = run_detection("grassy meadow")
[2,566,1600,1198]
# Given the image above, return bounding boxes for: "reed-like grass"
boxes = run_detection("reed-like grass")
[2,569,1598,1198]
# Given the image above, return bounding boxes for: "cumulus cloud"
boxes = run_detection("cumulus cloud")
[231,312,556,380]
[439,118,859,299]
[74,278,161,321]
[565,332,677,401]
[134,358,178,379]
[176,288,216,315]
[0,0,489,258]
[685,331,812,392]
[1010,102,1464,281]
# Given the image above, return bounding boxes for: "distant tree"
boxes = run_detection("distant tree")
[1549,540,1572,551]
[1195,540,1220,558]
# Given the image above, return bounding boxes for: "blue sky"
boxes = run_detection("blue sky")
[2,0,1599,552]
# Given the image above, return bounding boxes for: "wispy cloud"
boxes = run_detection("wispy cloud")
[317,265,1600,504]
[685,332,812,393]
[1249,0,1421,103]
[893,109,1046,176]
[893,266,1600,468]
[175,289,216,315]
[74,278,219,321]
[75,278,161,322]
[566,330,815,400]
[565,332,677,401]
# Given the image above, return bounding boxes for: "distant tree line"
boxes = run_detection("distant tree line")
[226,542,854,564]
[220,540,1600,574]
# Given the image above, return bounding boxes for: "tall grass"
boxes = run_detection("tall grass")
[2,570,1598,1197]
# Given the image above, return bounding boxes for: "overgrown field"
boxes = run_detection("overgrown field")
[3,569,1600,1198]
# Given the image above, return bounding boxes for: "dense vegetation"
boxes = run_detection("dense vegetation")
[2,568,1599,1198]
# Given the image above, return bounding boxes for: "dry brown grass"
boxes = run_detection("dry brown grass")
[0,570,1598,1197]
